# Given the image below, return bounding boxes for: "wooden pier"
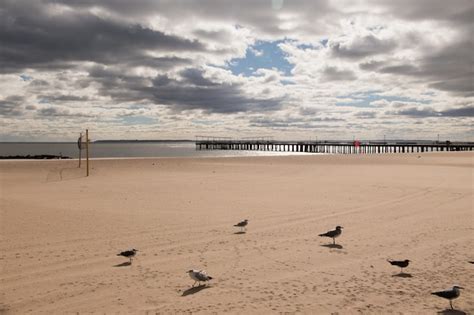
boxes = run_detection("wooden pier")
[195,137,474,154]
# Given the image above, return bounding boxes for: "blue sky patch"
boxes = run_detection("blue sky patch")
[297,43,316,50]
[228,40,294,77]
[38,98,50,104]
[336,91,431,107]
[192,119,217,125]
[20,74,33,81]
[280,79,296,85]
[122,116,156,125]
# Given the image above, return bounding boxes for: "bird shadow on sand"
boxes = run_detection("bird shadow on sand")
[437,309,467,315]
[113,261,132,267]
[392,272,412,278]
[234,231,246,235]
[320,244,343,249]
[181,285,211,296]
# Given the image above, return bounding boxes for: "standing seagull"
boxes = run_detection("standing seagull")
[187,269,213,287]
[319,226,343,245]
[431,285,464,310]
[387,259,410,273]
[234,219,248,232]
[117,249,138,264]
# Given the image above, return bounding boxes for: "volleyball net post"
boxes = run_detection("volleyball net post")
[77,129,90,176]
[86,129,89,177]
[78,132,82,168]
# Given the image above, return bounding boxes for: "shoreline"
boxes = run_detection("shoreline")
[0,150,469,162]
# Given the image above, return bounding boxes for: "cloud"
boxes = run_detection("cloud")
[89,66,285,114]
[0,0,205,73]
[354,111,377,119]
[37,106,95,118]
[370,0,474,26]
[321,66,357,81]
[331,35,397,59]
[47,0,337,37]
[0,95,24,116]
[37,94,90,103]
[440,106,474,117]
[145,69,285,113]
[388,106,474,118]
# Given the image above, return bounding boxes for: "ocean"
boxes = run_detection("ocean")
[0,142,308,158]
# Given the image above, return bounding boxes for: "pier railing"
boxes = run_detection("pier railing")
[195,139,474,154]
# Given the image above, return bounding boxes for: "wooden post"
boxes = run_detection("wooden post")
[86,129,90,177]
[78,132,82,168]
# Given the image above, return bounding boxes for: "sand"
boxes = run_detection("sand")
[0,152,473,314]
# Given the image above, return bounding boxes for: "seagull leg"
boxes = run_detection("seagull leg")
[332,238,335,245]
[450,300,453,310]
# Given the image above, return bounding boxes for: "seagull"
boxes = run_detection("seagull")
[187,269,213,287]
[234,219,248,232]
[319,226,343,244]
[117,249,138,263]
[387,259,410,273]
[431,285,464,310]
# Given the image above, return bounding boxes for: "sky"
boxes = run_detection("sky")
[0,0,473,141]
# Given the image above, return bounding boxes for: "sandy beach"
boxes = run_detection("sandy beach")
[0,152,473,314]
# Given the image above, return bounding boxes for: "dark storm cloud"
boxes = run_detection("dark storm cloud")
[356,1,474,97]
[321,67,357,81]
[0,1,205,73]
[193,29,233,42]
[179,68,219,86]
[419,39,474,96]
[145,69,284,113]
[331,35,397,59]
[48,0,336,36]
[38,106,94,117]
[371,0,474,26]
[379,64,419,75]
[429,79,473,97]
[127,56,193,70]
[388,106,474,118]
[90,67,284,114]
[440,107,474,117]
[37,94,90,103]
[362,38,473,96]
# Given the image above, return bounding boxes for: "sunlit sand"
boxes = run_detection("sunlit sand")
[0,152,472,313]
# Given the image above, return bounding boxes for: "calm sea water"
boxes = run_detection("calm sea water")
[0,142,308,158]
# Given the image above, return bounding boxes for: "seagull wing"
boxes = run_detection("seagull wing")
[194,271,210,281]
[431,289,457,299]
[319,229,336,237]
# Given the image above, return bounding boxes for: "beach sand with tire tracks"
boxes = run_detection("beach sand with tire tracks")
[0,152,473,314]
